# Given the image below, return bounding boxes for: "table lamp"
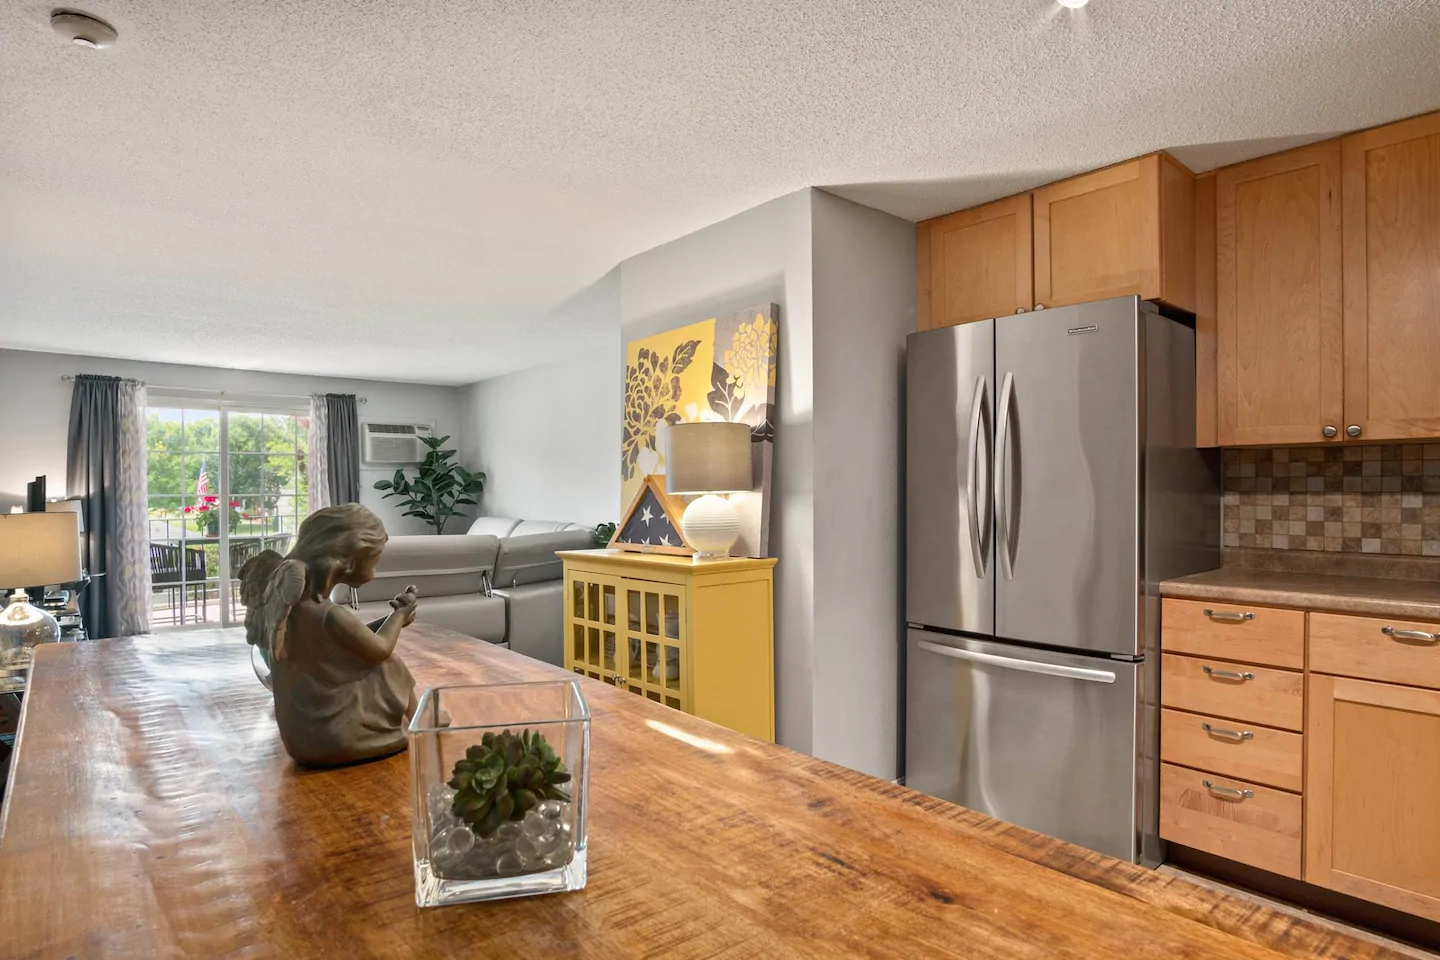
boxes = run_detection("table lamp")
[0,512,83,678]
[664,421,753,560]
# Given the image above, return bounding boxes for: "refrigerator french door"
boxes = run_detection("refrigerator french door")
[904,296,1218,865]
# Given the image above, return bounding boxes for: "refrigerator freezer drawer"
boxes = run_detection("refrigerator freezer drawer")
[904,629,1144,862]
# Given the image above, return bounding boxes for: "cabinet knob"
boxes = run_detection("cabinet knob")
[1322,425,1338,438]
[1034,303,1046,310]
[1015,307,1027,314]
[1346,424,1362,438]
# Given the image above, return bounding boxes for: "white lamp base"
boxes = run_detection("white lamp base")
[680,494,740,560]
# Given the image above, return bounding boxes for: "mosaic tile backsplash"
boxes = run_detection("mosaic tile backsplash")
[1222,444,1440,556]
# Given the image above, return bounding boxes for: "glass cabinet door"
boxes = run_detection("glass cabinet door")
[622,580,687,712]
[566,572,620,685]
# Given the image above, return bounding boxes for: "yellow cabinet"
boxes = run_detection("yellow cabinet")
[1341,111,1440,441]
[560,550,776,742]
[1306,675,1440,922]
[917,194,1032,330]
[1215,141,1343,446]
[1032,153,1195,313]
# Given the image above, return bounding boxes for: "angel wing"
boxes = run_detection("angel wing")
[239,551,307,662]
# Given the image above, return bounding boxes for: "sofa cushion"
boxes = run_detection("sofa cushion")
[467,516,522,538]
[510,520,587,537]
[493,581,565,665]
[337,534,500,604]
[492,529,595,588]
[351,594,508,644]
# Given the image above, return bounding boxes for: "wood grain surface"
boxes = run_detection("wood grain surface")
[0,626,1412,959]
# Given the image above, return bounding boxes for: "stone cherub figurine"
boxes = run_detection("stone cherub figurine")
[239,503,420,767]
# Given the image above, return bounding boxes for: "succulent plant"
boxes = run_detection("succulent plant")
[448,729,571,837]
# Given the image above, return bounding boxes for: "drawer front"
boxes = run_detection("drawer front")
[1160,708,1304,792]
[1161,653,1304,731]
[1160,763,1302,879]
[1161,598,1304,669]
[1310,612,1440,690]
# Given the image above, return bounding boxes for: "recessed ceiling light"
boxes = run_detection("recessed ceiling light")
[1057,0,1089,7]
[50,10,118,49]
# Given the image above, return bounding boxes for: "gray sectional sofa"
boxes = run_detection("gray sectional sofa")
[332,517,593,666]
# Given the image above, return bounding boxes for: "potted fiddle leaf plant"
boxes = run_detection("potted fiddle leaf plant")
[373,435,485,534]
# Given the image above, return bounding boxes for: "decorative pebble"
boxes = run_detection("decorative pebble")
[495,851,524,876]
[537,799,564,820]
[445,825,475,856]
[495,821,523,841]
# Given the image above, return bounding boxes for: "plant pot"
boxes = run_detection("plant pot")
[409,680,590,907]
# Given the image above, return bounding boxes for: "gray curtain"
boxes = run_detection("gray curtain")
[324,394,360,505]
[66,375,149,638]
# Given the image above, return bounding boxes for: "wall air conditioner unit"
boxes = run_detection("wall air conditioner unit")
[362,421,434,465]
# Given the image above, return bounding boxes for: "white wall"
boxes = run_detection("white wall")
[619,188,817,755]
[809,189,915,779]
[0,349,470,535]
[459,269,620,526]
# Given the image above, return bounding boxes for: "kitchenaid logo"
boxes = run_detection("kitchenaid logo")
[1067,324,1099,336]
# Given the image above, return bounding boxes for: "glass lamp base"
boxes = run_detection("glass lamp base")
[0,593,62,688]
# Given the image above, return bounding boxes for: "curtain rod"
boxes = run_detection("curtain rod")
[60,375,367,403]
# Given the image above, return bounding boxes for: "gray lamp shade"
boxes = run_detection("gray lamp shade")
[0,512,83,589]
[664,421,753,494]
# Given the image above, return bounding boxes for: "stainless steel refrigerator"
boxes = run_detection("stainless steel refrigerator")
[904,296,1219,865]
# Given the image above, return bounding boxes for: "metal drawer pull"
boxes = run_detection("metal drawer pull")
[1203,609,1254,621]
[1203,723,1253,742]
[1203,780,1254,800]
[1382,626,1440,643]
[1202,665,1255,682]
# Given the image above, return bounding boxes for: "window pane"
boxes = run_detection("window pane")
[264,414,297,453]
[227,412,266,453]
[146,409,184,453]
[228,453,268,495]
[182,409,220,453]
[146,496,185,543]
[146,453,182,497]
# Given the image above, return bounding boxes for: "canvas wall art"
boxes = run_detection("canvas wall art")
[621,304,778,558]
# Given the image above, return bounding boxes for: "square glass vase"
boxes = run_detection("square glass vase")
[409,680,591,907]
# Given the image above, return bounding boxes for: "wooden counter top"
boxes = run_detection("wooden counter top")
[1162,567,1440,621]
[0,625,1405,958]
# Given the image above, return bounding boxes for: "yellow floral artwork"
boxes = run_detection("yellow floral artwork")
[621,305,779,557]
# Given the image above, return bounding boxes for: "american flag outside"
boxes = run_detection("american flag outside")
[195,459,209,498]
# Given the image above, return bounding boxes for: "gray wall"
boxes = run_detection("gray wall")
[453,187,915,779]
[460,269,622,526]
[619,188,818,756]
[0,348,470,535]
[809,190,915,779]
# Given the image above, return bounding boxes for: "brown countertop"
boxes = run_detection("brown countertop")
[0,625,1407,959]
[1162,567,1440,621]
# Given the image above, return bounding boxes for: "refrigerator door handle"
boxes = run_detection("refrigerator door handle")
[916,639,1117,684]
[964,376,990,578]
[995,371,1017,580]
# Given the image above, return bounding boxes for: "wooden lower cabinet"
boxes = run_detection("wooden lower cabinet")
[1306,674,1440,922]
[1160,763,1302,879]
[560,550,776,741]
[1161,596,1440,923]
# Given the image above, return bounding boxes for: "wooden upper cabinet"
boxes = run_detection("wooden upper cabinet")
[917,194,1032,330]
[1342,112,1440,441]
[1216,141,1343,446]
[1306,675,1440,922]
[1032,153,1195,313]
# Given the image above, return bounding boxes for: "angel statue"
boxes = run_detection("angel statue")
[239,503,420,767]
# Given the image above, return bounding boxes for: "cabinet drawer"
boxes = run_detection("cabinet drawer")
[1161,654,1304,731]
[1162,598,1304,669]
[1160,763,1302,879]
[1310,612,1440,690]
[1160,708,1303,792]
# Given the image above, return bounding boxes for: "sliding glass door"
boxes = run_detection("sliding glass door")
[145,400,310,628]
